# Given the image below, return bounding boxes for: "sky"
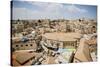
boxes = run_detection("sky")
[12,1,97,20]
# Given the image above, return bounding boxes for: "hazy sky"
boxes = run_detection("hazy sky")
[12,1,97,20]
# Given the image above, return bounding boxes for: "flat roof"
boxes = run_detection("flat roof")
[74,38,92,62]
[42,32,81,41]
[13,51,40,65]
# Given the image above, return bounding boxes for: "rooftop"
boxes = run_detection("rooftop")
[12,50,41,65]
[42,32,81,41]
[74,38,93,62]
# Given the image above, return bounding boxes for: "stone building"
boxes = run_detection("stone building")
[42,32,81,49]
[73,38,93,62]
[12,37,37,51]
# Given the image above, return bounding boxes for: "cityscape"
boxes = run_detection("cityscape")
[11,1,97,66]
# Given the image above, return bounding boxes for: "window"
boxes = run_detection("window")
[26,44,28,46]
[30,44,33,46]
[31,39,33,41]
[21,45,23,47]
[16,45,18,47]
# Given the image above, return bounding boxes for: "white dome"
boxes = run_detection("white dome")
[31,31,35,34]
